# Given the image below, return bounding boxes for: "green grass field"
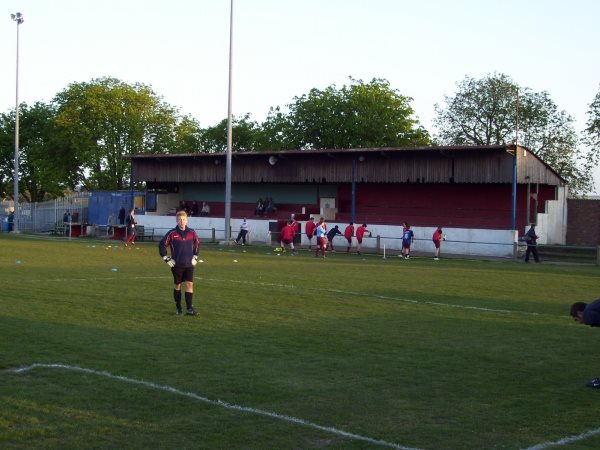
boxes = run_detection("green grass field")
[1,234,599,450]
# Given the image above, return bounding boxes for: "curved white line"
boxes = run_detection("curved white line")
[522,427,600,450]
[10,363,420,450]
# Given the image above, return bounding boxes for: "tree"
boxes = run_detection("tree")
[0,111,15,199]
[188,78,430,153]
[264,78,430,150]
[583,85,600,191]
[198,114,263,153]
[434,73,594,194]
[53,77,192,190]
[0,102,78,201]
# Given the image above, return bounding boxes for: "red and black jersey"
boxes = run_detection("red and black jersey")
[158,226,200,267]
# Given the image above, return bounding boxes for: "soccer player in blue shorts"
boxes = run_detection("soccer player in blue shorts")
[401,222,414,259]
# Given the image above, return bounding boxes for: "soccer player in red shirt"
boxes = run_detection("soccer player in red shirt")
[355,224,371,255]
[305,217,316,249]
[432,226,444,260]
[280,220,296,255]
[344,222,354,253]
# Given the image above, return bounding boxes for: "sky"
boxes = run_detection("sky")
[2,0,599,193]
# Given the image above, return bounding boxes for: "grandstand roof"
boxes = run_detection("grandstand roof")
[129,145,566,186]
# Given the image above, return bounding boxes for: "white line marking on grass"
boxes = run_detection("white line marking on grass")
[33,275,540,317]
[11,363,420,450]
[201,277,540,317]
[522,427,600,449]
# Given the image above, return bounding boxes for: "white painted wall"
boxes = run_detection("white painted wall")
[137,215,518,258]
[533,185,568,245]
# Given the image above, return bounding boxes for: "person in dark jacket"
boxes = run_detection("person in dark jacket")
[326,225,342,252]
[524,224,540,263]
[570,298,600,327]
[124,208,137,246]
[158,211,201,316]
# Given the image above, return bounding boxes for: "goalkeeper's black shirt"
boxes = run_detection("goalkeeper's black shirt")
[158,226,200,268]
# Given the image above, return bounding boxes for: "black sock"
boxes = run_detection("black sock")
[174,290,182,310]
[185,292,193,310]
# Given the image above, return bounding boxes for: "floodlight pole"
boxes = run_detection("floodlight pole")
[11,12,24,233]
[224,0,233,241]
[511,88,519,231]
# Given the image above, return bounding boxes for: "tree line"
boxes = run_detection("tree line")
[0,74,598,201]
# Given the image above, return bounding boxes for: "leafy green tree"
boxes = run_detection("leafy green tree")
[0,111,15,199]
[53,77,188,190]
[198,114,263,153]
[172,115,203,154]
[0,102,78,201]
[264,77,430,150]
[583,85,600,191]
[434,73,594,194]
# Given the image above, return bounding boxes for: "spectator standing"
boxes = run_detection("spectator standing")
[344,222,355,253]
[235,218,250,245]
[124,208,137,246]
[326,225,342,252]
[158,211,200,316]
[524,224,540,263]
[314,217,328,258]
[7,211,14,232]
[401,222,414,259]
[355,224,371,255]
[432,226,444,260]
[305,217,316,249]
[280,220,296,255]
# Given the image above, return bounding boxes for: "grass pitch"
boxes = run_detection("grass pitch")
[0,234,599,449]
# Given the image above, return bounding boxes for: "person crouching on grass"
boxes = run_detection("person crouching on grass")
[280,220,296,255]
[158,211,200,316]
[570,298,600,327]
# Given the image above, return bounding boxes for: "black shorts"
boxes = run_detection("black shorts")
[171,266,195,284]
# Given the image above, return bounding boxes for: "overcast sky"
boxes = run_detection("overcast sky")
[2,0,599,193]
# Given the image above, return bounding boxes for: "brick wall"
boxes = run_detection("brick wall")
[567,198,600,246]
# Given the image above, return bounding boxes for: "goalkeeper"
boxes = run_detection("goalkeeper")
[158,210,201,316]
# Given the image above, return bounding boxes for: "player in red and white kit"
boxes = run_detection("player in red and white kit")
[314,217,327,258]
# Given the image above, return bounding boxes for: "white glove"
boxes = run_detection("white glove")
[191,255,198,266]
[163,256,176,268]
